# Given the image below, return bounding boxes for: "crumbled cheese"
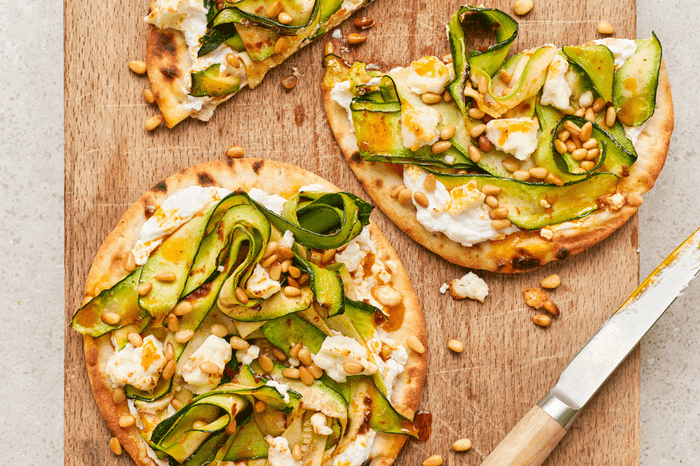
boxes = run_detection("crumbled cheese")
[181,335,232,394]
[593,38,638,69]
[248,188,287,215]
[267,436,302,466]
[310,412,334,436]
[405,56,455,95]
[607,192,626,210]
[403,166,516,247]
[105,335,167,391]
[279,230,295,250]
[329,430,376,466]
[374,285,402,307]
[132,186,232,265]
[312,335,378,383]
[540,228,554,240]
[540,199,551,208]
[365,329,409,400]
[330,80,355,129]
[449,272,489,302]
[485,117,539,161]
[235,345,260,365]
[246,264,281,299]
[540,54,572,111]
[266,380,291,403]
[332,29,343,40]
[401,104,441,151]
[439,283,449,294]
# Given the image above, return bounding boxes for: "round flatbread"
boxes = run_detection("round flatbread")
[75,158,426,466]
[321,59,673,273]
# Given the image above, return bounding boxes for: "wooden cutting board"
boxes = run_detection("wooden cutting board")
[64,0,640,464]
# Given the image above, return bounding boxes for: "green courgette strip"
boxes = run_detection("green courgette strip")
[562,45,615,103]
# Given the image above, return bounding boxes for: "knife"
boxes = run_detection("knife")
[481,227,700,466]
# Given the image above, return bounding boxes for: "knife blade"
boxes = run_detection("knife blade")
[481,227,700,466]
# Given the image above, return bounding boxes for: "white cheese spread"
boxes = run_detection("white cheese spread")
[540,54,572,111]
[267,436,302,466]
[593,38,638,69]
[485,117,539,161]
[248,187,287,215]
[279,230,295,249]
[246,264,281,299]
[330,430,376,466]
[310,412,334,436]
[330,80,356,131]
[132,186,232,265]
[403,166,513,247]
[450,272,489,302]
[312,334,378,383]
[366,329,408,400]
[105,335,167,391]
[181,335,232,394]
[400,103,441,151]
[235,344,260,365]
[405,56,455,95]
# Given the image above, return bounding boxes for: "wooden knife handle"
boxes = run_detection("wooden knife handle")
[480,405,566,466]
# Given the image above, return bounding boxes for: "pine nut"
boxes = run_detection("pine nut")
[564,120,581,135]
[478,135,493,152]
[482,184,501,195]
[490,206,509,219]
[258,355,274,373]
[230,336,250,350]
[274,36,291,54]
[539,274,561,290]
[584,107,596,121]
[557,130,571,142]
[210,324,228,338]
[226,53,240,67]
[565,140,576,152]
[397,188,412,205]
[580,160,595,171]
[307,363,323,379]
[582,138,598,150]
[173,301,193,316]
[225,417,237,435]
[292,443,302,462]
[554,139,568,154]
[501,87,512,97]
[354,16,375,29]
[546,172,564,186]
[390,185,404,198]
[572,167,586,174]
[282,368,300,378]
[296,347,312,367]
[137,282,152,296]
[423,174,437,191]
[421,92,442,104]
[171,398,184,410]
[123,252,136,272]
[423,455,443,466]
[200,361,220,375]
[290,342,303,359]
[278,12,293,24]
[574,107,585,117]
[529,167,548,180]
[592,97,606,113]
[513,170,531,181]
[112,387,127,405]
[284,286,301,297]
[606,106,617,127]
[407,336,425,354]
[281,75,298,90]
[443,90,453,102]
[502,158,520,172]
[272,347,287,361]
[485,195,499,207]
[101,312,120,325]
[440,125,456,140]
[110,437,123,455]
[579,121,593,141]
[571,148,588,161]
[254,400,266,413]
[235,287,249,304]
[119,414,136,428]
[468,107,486,119]
[145,115,163,131]
[288,266,301,279]
[347,33,366,45]
[491,218,512,230]
[470,124,486,138]
[447,339,464,353]
[128,60,147,74]
[174,329,194,343]
[262,254,278,268]
[477,76,488,95]
[263,241,278,259]
[513,0,534,16]
[544,299,560,316]
[413,192,430,208]
[343,361,365,374]
[164,313,178,332]
[299,366,315,385]
[156,271,177,283]
[165,342,174,361]
[468,145,482,163]
[431,140,452,154]
[266,1,283,18]
[380,344,393,360]
[453,438,472,452]
[278,246,295,259]
[532,314,552,327]
[499,68,512,85]
[586,148,600,160]
[597,21,615,35]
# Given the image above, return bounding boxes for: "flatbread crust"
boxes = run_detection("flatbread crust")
[322,60,674,273]
[80,158,426,466]
[146,0,375,128]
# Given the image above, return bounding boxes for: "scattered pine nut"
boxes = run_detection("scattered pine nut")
[254,400,267,413]
[118,414,136,428]
[292,443,303,462]
[354,17,374,29]
[484,195,499,208]
[142,89,155,104]
[431,140,452,154]
[513,0,534,16]
[127,332,143,348]
[200,361,221,375]
[128,60,147,75]
[423,455,443,466]
[210,323,228,338]
[343,361,364,375]
[478,134,493,152]
[266,1,283,18]
[606,106,617,127]
[278,12,293,24]
[407,336,425,354]
[491,218,512,230]
[421,92,442,104]
[274,37,291,55]
[173,301,193,316]
[413,191,430,208]
[101,312,120,325]
[230,336,250,350]
[258,355,274,373]
[282,367,300,378]
[112,387,126,405]
[281,75,298,90]
[423,174,437,191]
[298,347,313,366]
[468,107,486,120]
[482,184,501,195]
[110,437,123,455]
[226,53,241,67]
[540,274,561,289]
[597,21,615,35]
[544,299,560,316]
[453,438,472,452]
[347,33,367,45]
[155,271,176,282]
[447,339,464,353]
[532,314,552,327]
[174,330,194,344]
[122,251,136,272]
[397,188,412,205]
[145,115,163,131]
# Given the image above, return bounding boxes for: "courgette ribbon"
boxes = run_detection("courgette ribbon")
[71,190,373,338]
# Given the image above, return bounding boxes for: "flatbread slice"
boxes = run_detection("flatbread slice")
[321,6,673,273]
[72,158,426,466]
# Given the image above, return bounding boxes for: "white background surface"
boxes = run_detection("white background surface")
[0,0,697,463]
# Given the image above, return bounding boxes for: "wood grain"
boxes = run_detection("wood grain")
[64,0,641,465]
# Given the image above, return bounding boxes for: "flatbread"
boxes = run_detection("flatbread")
[78,158,426,466]
[322,61,674,273]
[146,0,375,128]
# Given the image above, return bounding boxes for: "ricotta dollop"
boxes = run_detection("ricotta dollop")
[540,54,572,111]
[485,117,539,161]
[248,187,287,215]
[106,335,167,391]
[246,264,281,299]
[181,335,232,394]
[593,38,638,69]
[266,436,302,466]
[405,56,455,95]
[400,104,441,151]
[311,334,378,383]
